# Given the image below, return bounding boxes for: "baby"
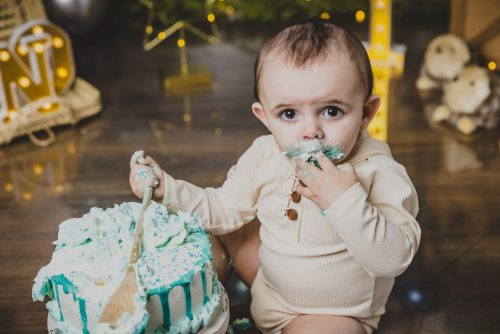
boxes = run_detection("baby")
[130,20,421,334]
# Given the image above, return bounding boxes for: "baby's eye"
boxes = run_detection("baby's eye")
[322,106,343,119]
[279,109,297,120]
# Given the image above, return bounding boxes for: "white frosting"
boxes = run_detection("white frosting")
[33,201,222,334]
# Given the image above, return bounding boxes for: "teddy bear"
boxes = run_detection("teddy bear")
[431,65,500,135]
[416,34,470,91]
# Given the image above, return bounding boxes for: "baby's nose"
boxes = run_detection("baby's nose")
[303,124,324,140]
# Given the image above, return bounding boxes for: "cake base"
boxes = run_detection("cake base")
[47,288,230,334]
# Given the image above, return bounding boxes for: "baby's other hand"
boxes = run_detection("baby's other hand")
[129,150,165,200]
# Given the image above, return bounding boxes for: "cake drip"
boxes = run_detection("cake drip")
[33,201,220,334]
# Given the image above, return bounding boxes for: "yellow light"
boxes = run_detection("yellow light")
[225,5,234,15]
[52,36,64,48]
[67,143,77,155]
[32,163,44,175]
[217,2,225,11]
[33,43,44,53]
[177,38,186,48]
[4,182,14,192]
[355,10,366,23]
[55,185,65,193]
[376,24,385,33]
[56,66,69,79]
[0,51,10,62]
[32,26,44,35]
[146,25,153,34]
[488,61,497,71]
[158,32,166,40]
[183,114,192,123]
[22,191,33,201]
[207,13,216,22]
[320,12,330,20]
[18,76,31,88]
[17,45,28,56]
[41,103,53,111]
[376,0,386,9]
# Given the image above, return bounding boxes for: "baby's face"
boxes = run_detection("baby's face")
[253,55,376,159]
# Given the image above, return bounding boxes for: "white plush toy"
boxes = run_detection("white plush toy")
[416,34,470,90]
[432,65,500,135]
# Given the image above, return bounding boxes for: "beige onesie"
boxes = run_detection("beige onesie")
[162,131,421,333]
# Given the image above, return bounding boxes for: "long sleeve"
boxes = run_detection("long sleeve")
[162,136,271,235]
[325,156,421,278]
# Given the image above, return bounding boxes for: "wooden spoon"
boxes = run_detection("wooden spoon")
[99,187,152,327]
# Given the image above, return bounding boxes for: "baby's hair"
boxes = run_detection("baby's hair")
[254,19,374,102]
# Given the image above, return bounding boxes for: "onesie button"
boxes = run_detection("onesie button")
[291,191,301,203]
[286,208,298,221]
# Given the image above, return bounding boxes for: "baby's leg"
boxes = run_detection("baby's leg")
[209,234,231,283]
[219,218,261,287]
[283,315,368,334]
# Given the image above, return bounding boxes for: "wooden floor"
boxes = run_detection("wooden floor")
[1,16,500,334]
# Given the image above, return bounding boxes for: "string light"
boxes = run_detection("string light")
[56,67,69,79]
[52,36,64,48]
[488,61,497,71]
[177,38,186,47]
[355,10,366,23]
[225,5,234,15]
[18,76,31,88]
[0,51,10,62]
[33,43,45,53]
[320,12,330,20]
[32,26,44,35]
[17,45,28,56]
[141,0,221,52]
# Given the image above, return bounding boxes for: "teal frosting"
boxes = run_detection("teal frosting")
[284,139,345,169]
[33,201,221,334]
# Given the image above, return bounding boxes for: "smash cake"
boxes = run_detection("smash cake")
[33,201,229,334]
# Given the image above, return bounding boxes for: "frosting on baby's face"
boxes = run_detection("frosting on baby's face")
[284,139,345,168]
[252,56,370,163]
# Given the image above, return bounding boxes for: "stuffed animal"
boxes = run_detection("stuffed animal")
[416,34,470,91]
[432,65,500,135]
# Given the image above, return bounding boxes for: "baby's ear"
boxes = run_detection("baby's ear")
[361,95,381,129]
[252,102,270,128]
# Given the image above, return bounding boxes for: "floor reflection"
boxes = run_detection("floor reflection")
[0,120,102,205]
[421,97,500,173]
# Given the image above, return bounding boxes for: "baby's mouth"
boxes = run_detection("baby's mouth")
[284,139,345,168]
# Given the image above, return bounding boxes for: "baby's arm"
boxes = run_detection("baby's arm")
[129,138,267,235]
[163,138,267,234]
[323,156,420,278]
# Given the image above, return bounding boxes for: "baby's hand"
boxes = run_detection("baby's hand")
[129,150,165,200]
[294,153,358,210]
